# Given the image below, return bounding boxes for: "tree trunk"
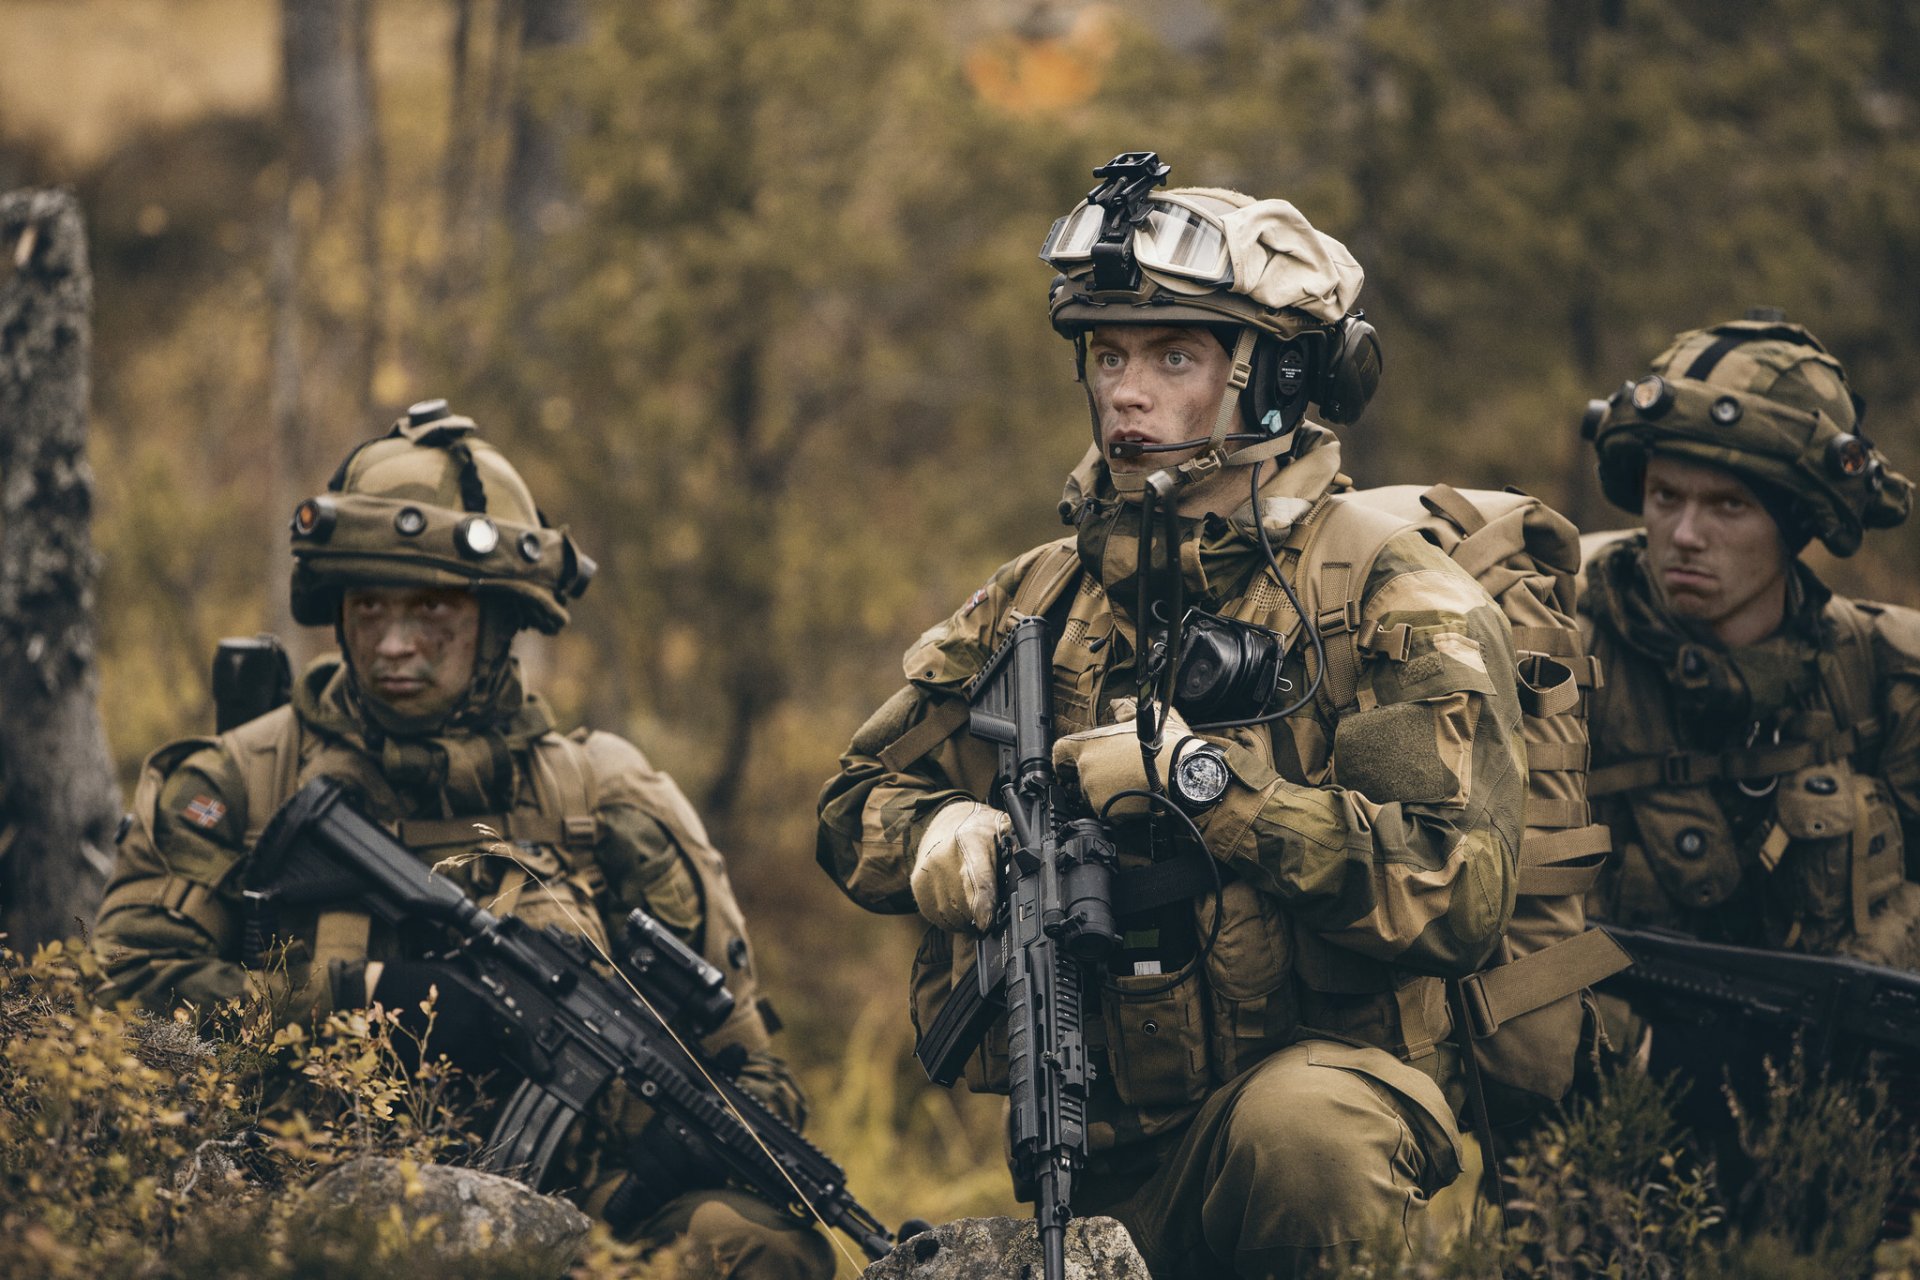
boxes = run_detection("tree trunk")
[282,0,373,187]
[504,0,585,248]
[0,189,119,952]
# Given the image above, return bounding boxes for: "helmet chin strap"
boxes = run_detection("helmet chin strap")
[1105,328,1299,496]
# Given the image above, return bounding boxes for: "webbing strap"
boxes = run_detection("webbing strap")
[1517,657,1582,718]
[1451,507,1528,582]
[1396,977,1439,1061]
[1417,483,1487,536]
[1525,796,1590,829]
[97,874,236,952]
[1510,626,1583,657]
[878,698,973,776]
[1517,861,1605,896]
[1519,822,1612,863]
[1459,928,1633,1036]
[1524,740,1590,772]
[1587,720,1877,796]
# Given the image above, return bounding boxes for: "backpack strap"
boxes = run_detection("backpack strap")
[222,706,305,848]
[1287,496,1417,713]
[1457,926,1632,1037]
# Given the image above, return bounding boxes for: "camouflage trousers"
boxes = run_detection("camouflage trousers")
[1078,1039,1465,1279]
[631,1189,836,1280]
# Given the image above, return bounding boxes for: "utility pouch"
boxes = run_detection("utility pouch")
[910,927,1011,1093]
[1626,786,1743,910]
[1101,959,1211,1108]
[1196,880,1297,1085]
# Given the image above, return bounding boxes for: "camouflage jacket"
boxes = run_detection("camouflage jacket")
[817,434,1524,1148]
[95,656,803,1126]
[1580,535,1920,961]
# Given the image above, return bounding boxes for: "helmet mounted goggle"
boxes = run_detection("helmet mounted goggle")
[1040,163,1233,296]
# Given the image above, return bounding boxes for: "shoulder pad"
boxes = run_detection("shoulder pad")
[901,539,1073,692]
[1838,597,1920,673]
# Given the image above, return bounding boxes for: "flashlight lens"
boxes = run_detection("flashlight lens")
[457,516,500,557]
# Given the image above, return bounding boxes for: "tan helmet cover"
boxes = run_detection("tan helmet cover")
[1049,187,1364,337]
[289,405,594,632]
[1590,318,1912,557]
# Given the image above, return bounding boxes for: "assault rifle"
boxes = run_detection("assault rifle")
[914,615,1122,1280]
[244,777,901,1261]
[1598,922,1920,1059]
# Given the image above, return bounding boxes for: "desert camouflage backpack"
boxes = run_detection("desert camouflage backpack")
[1283,483,1631,1123]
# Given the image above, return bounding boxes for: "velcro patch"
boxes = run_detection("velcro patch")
[181,794,228,830]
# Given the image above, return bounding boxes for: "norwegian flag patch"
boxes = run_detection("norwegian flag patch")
[962,584,992,616]
[181,794,228,830]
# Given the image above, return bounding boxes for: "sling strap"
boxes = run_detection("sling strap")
[1457,927,1633,1038]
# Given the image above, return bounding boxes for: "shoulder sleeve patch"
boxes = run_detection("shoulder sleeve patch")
[902,543,1058,691]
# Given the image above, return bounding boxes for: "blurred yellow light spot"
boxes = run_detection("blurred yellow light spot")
[964,8,1118,115]
[135,204,169,236]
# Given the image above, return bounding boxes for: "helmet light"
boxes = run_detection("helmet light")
[517,531,543,563]
[456,516,500,558]
[1709,396,1742,425]
[1579,398,1610,441]
[291,497,337,540]
[1827,434,1870,478]
[1630,376,1673,416]
[394,506,427,537]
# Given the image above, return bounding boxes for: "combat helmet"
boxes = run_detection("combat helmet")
[1041,151,1382,490]
[1584,311,1912,556]
[289,400,596,632]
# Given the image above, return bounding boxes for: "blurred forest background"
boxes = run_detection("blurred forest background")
[4,0,1920,1236]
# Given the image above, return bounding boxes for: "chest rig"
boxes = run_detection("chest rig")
[1588,600,1903,951]
[221,704,614,999]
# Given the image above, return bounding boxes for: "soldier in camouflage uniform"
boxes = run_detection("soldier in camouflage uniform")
[817,159,1526,1277]
[1580,315,1920,972]
[95,404,833,1280]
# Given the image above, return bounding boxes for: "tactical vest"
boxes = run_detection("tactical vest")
[121,703,768,1047]
[1585,591,1910,961]
[905,484,1627,1128]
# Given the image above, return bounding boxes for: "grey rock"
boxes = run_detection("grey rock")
[865,1215,1150,1280]
[302,1156,591,1276]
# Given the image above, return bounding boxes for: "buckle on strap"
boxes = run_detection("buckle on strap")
[1457,972,1499,1038]
[562,815,601,849]
[1661,753,1693,786]
[1316,599,1362,635]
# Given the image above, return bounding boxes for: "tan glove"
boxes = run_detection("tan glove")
[910,800,1009,934]
[1052,698,1198,819]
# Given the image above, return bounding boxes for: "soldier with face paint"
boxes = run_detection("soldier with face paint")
[95,403,833,1280]
[1579,314,1920,966]
[818,154,1527,1277]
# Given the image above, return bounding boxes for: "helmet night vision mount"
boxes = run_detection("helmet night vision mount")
[1043,150,1382,492]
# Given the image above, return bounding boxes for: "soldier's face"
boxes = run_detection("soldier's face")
[1087,325,1233,474]
[341,586,482,720]
[1642,455,1792,646]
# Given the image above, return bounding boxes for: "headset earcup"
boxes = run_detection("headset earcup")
[1316,314,1382,425]
[1239,336,1277,431]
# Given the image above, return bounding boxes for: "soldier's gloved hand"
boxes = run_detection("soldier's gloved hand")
[367,959,509,1073]
[1053,698,1200,819]
[910,800,1008,934]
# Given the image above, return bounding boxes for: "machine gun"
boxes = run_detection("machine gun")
[244,777,902,1262]
[913,615,1122,1280]
[1598,922,1920,1059]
